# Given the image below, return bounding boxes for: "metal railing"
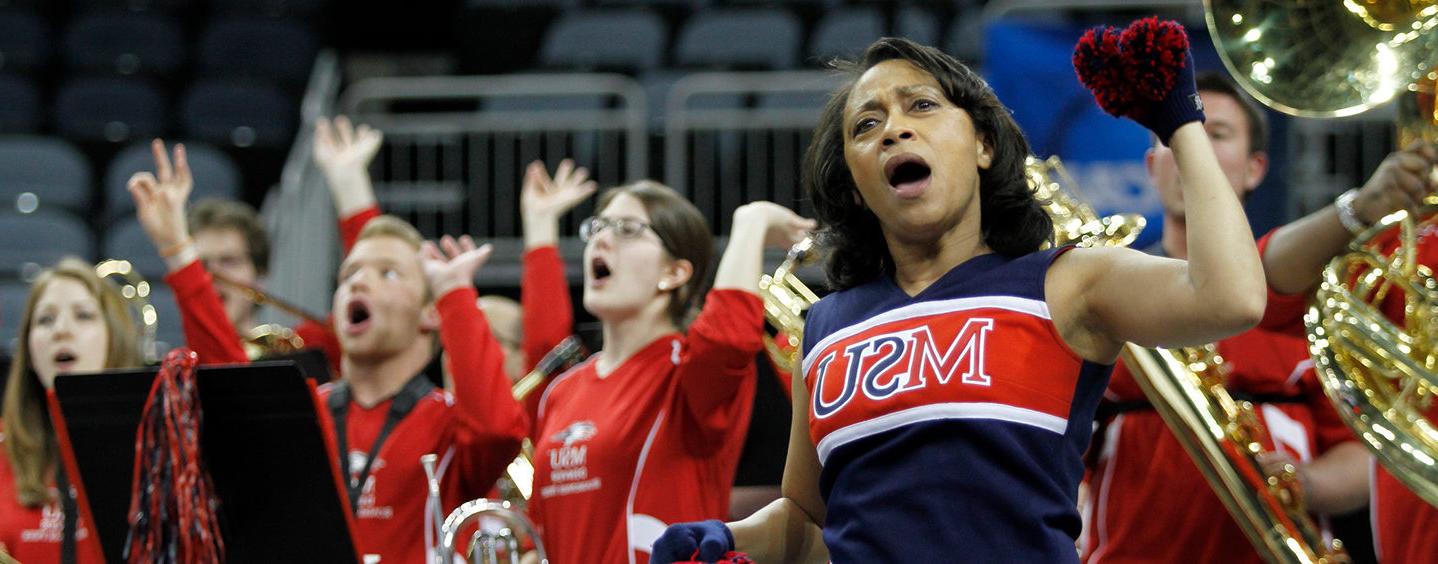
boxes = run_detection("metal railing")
[663,71,841,233]
[340,74,648,242]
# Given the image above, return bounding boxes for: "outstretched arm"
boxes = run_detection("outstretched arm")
[314,115,384,252]
[128,139,248,364]
[1263,140,1437,295]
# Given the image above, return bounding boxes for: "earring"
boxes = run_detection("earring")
[657,281,669,291]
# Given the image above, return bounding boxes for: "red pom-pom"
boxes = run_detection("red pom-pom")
[1072,25,1132,116]
[676,551,755,564]
[1118,16,1190,107]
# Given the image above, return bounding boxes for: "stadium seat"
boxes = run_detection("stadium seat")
[807,7,883,63]
[210,0,326,18]
[54,77,168,144]
[102,217,166,280]
[179,79,296,149]
[62,11,185,76]
[674,9,801,70]
[539,10,668,73]
[198,17,319,84]
[0,136,92,214]
[0,11,49,73]
[0,75,40,132]
[0,212,95,278]
[897,7,942,47]
[105,141,241,219]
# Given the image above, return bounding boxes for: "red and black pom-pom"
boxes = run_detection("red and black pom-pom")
[1119,16,1190,105]
[1072,25,1130,115]
[1073,16,1191,120]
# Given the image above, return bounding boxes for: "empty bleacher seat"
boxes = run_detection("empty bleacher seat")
[808,7,882,62]
[0,11,49,73]
[897,7,941,47]
[539,10,668,72]
[210,0,326,18]
[0,281,30,353]
[179,79,296,149]
[0,136,92,213]
[0,212,95,278]
[639,70,746,130]
[71,0,189,14]
[62,11,185,76]
[198,17,318,84]
[674,9,801,70]
[54,77,168,144]
[0,75,40,132]
[105,141,241,219]
[102,217,165,279]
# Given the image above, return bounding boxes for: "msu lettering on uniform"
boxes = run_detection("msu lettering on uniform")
[803,296,1085,463]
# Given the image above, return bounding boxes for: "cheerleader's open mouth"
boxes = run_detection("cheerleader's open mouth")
[885,153,932,199]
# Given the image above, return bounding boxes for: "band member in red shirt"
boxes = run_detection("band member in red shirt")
[126,139,527,564]
[1,259,143,563]
[520,159,813,563]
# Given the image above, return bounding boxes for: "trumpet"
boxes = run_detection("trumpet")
[423,454,549,564]
[758,237,821,375]
[208,270,326,360]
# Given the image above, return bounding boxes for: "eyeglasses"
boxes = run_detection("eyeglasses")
[579,216,657,243]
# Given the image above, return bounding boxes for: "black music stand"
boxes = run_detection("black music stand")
[48,361,360,563]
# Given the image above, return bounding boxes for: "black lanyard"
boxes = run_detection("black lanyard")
[56,466,76,564]
[327,375,435,515]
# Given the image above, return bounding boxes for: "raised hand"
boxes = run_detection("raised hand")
[734,201,817,250]
[419,235,494,299]
[314,115,383,216]
[522,159,598,248]
[127,139,194,256]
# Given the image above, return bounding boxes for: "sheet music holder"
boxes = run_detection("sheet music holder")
[48,361,360,563]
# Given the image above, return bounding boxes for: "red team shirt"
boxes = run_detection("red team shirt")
[0,425,103,564]
[523,242,763,564]
[1082,234,1355,563]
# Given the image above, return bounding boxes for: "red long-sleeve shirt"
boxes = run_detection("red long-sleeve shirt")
[0,425,103,564]
[320,287,526,564]
[528,289,763,564]
[518,245,573,419]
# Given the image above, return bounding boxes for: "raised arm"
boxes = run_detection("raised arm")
[128,139,248,364]
[1263,140,1437,295]
[314,115,384,252]
[420,235,528,496]
[675,203,814,447]
[1063,19,1265,354]
[1069,123,1266,351]
[519,160,594,369]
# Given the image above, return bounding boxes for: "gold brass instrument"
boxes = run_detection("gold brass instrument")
[423,454,549,564]
[1121,345,1349,563]
[208,270,323,360]
[96,259,160,363]
[498,336,586,504]
[1028,154,1345,562]
[1204,0,1438,118]
[758,238,821,375]
[1027,155,1146,249]
[1306,203,1438,505]
[1206,0,1438,510]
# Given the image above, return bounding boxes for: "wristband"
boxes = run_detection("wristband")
[1334,189,1368,235]
[159,238,194,258]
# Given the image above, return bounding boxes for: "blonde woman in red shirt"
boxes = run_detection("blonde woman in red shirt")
[519,161,813,564]
[0,259,143,563]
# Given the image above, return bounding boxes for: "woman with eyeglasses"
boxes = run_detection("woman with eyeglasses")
[2,259,142,563]
[516,160,813,564]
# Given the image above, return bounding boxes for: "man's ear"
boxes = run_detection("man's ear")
[419,302,440,333]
